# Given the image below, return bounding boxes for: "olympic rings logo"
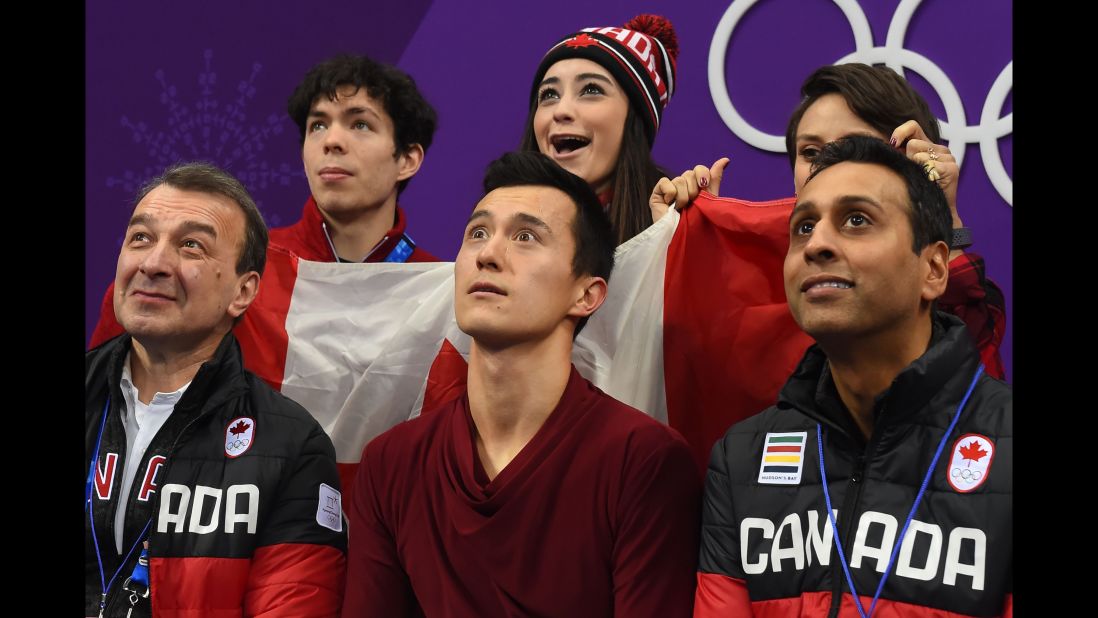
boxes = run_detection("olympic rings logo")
[227,438,250,450]
[707,0,1012,205]
[951,467,983,483]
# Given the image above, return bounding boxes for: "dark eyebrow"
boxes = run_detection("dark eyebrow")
[178,221,218,239]
[127,213,216,239]
[575,73,613,85]
[307,104,381,122]
[796,130,881,145]
[513,212,551,234]
[465,209,552,234]
[127,212,154,228]
[790,200,813,221]
[342,105,381,121]
[790,194,885,221]
[538,73,614,89]
[834,194,884,213]
[466,210,491,226]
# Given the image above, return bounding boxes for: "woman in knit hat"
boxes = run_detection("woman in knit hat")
[519,14,708,246]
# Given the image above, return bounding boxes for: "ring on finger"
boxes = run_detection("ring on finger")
[927,146,940,161]
[924,161,941,183]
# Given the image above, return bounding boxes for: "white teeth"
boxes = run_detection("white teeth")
[812,281,852,289]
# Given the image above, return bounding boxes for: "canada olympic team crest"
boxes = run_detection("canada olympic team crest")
[225,416,255,458]
[946,433,994,493]
[707,0,1013,205]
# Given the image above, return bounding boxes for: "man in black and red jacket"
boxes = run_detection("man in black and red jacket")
[695,136,1011,617]
[85,162,345,617]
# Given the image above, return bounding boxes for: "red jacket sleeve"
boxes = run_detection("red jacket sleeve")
[694,572,752,617]
[341,441,423,617]
[245,544,346,617]
[611,428,702,618]
[941,252,1007,380]
[89,282,125,349]
[244,422,347,617]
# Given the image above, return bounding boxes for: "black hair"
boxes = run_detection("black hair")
[135,161,268,276]
[806,135,951,253]
[287,54,438,194]
[482,151,615,336]
[786,63,941,169]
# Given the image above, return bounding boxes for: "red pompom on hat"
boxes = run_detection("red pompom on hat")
[530,14,680,147]
[623,14,679,63]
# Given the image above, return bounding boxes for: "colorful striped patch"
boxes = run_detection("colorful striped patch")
[757,432,808,485]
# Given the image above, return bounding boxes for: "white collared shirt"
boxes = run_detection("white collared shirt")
[114,353,191,553]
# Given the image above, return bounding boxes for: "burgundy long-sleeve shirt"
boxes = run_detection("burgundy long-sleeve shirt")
[342,366,702,617]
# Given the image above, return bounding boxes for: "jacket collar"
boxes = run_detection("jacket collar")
[295,196,409,262]
[777,312,983,438]
[105,331,248,417]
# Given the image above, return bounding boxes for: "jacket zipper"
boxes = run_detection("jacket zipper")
[827,405,886,618]
[827,452,865,618]
[103,407,209,615]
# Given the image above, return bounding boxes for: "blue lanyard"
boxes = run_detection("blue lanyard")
[85,397,110,512]
[381,235,416,263]
[86,394,155,613]
[817,365,984,618]
[323,220,417,263]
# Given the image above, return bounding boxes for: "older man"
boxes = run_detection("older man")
[85,162,345,617]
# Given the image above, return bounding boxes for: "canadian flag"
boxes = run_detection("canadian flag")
[95,194,811,496]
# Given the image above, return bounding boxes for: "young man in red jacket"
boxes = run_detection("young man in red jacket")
[275,53,438,264]
[342,152,701,618]
[88,54,439,346]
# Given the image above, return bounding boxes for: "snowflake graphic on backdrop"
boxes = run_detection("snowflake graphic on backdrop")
[105,49,299,227]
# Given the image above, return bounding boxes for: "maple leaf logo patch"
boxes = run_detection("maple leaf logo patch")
[946,434,995,493]
[959,440,988,463]
[564,33,599,49]
[224,417,255,458]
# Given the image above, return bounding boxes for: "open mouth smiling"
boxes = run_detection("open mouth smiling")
[550,135,591,155]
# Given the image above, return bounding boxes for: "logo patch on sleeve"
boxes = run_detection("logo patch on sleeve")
[316,483,343,532]
[947,433,995,492]
[758,431,808,485]
[224,417,255,458]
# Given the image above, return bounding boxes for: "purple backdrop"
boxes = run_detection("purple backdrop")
[86,0,1012,378]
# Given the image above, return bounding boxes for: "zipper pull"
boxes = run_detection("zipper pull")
[851,455,865,483]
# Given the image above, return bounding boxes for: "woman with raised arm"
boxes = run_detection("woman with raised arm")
[654,62,1005,378]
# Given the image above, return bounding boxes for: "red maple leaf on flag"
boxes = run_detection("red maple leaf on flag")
[959,440,987,464]
[565,33,599,49]
[229,420,251,436]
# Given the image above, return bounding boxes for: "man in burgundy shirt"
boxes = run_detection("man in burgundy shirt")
[88,54,439,347]
[342,151,701,618]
